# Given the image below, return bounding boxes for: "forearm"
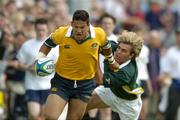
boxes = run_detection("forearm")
[17,62,31,71]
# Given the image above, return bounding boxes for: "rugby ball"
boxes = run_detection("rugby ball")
[35,57,55,76]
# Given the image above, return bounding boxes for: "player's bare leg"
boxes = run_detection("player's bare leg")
[45,94,67,120]
[66,99,88,120]
[28,102,41,120]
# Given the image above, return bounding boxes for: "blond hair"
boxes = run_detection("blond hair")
[117,31,143,58]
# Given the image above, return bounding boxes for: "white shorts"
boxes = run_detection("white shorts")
[95,86,142,120]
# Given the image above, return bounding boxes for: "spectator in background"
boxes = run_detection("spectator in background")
[47,4,71,34]
[164,0,180,26]
[102,0,127,23]
[133,25,152,120]
[22,17,36,39]
[0,25,14,73]
[147,30,161,92]
[123,0,145,31]
[161,27,180,120]
[5,31,27,119]
[159,10,176,50]
[145,1,162,30]
[0,25,14,120]
[158,4,179,118]
[0,12,6,45]
[16,18,58,120]
[147,30,161,118]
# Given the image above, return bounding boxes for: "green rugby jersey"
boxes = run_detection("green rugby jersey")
[103,41,141,100]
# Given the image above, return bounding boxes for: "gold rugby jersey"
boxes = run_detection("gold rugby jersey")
[47,26,107,80]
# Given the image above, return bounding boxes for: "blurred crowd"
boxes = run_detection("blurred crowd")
[0,0,180,120]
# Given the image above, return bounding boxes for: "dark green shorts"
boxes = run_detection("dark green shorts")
[50,73,96,103]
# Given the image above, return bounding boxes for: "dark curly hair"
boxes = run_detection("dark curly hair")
[72,10,90,25]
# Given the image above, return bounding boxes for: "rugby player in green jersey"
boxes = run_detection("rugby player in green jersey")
[87,31,144,120]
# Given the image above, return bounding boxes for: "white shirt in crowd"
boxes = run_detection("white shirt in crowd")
[161,46,180,79]
[136,45,150,82]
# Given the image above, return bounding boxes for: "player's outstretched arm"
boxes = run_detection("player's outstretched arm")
[101,41,119,72]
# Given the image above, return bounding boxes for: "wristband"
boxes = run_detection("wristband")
[105,53,113,58]
[108,56,114,62]
[109,59,115,64]
[106,54,115,64]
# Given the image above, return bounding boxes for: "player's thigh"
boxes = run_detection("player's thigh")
[45,94,67,119]
[87,91,109,111]
[27,101,41,117]
[66,99,88,120]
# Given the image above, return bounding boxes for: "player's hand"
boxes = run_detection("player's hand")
[109,61,119,72]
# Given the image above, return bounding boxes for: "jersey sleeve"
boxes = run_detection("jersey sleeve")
[44,37,57,48]
[50,27,63,45]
